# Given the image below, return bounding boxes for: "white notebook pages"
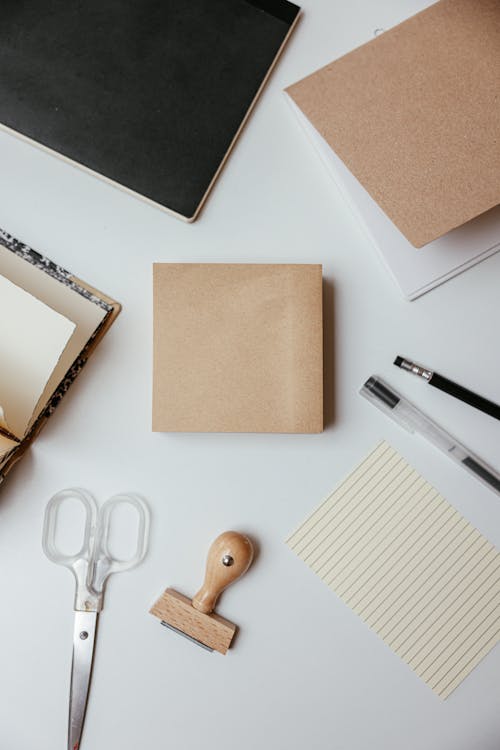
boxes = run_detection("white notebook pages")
[286,97,500,300]
[287,441,500,698]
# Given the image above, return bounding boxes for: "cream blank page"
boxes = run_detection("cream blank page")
[0,275,75,438]
[0,243,107,431]
[287,441,500,698]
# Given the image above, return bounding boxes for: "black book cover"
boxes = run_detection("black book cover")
[0,0,300,220]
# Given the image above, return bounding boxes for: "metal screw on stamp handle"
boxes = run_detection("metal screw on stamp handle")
[222,554,234,567]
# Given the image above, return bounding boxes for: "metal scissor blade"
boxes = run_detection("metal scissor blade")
[68,611,98,750]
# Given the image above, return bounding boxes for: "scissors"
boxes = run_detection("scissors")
[42,488,150,750]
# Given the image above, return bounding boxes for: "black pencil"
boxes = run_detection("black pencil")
[394,356,500,422]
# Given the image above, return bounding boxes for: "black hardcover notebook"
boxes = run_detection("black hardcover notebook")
[0,0,300,221]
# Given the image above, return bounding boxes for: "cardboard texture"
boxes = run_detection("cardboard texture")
[286,0,500,248]
[287,96,500,299]
[153,263,323,433]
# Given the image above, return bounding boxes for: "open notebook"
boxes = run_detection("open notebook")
[0,228,120,481]
[285,0,500,298]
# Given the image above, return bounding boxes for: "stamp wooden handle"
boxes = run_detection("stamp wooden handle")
[192,531,254,614]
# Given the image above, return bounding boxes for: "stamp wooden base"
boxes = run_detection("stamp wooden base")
[150,588,236,654]
[150,531,254,655]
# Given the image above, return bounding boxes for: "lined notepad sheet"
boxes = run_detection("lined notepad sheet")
[287,442,500,698]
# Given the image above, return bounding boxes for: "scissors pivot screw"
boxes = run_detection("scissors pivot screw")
[79,631,89,640]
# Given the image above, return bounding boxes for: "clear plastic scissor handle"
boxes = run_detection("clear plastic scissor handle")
[42,488,150,612]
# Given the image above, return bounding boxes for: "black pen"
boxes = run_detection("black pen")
[394,356,500,422]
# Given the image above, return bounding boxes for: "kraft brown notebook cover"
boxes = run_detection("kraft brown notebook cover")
[0,228,120,483]
[286,0,500,248]
[153,263,323,433]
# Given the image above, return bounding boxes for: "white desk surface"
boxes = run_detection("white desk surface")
[0,2,499,749]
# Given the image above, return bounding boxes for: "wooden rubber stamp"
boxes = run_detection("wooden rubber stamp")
[150,531,254,654]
